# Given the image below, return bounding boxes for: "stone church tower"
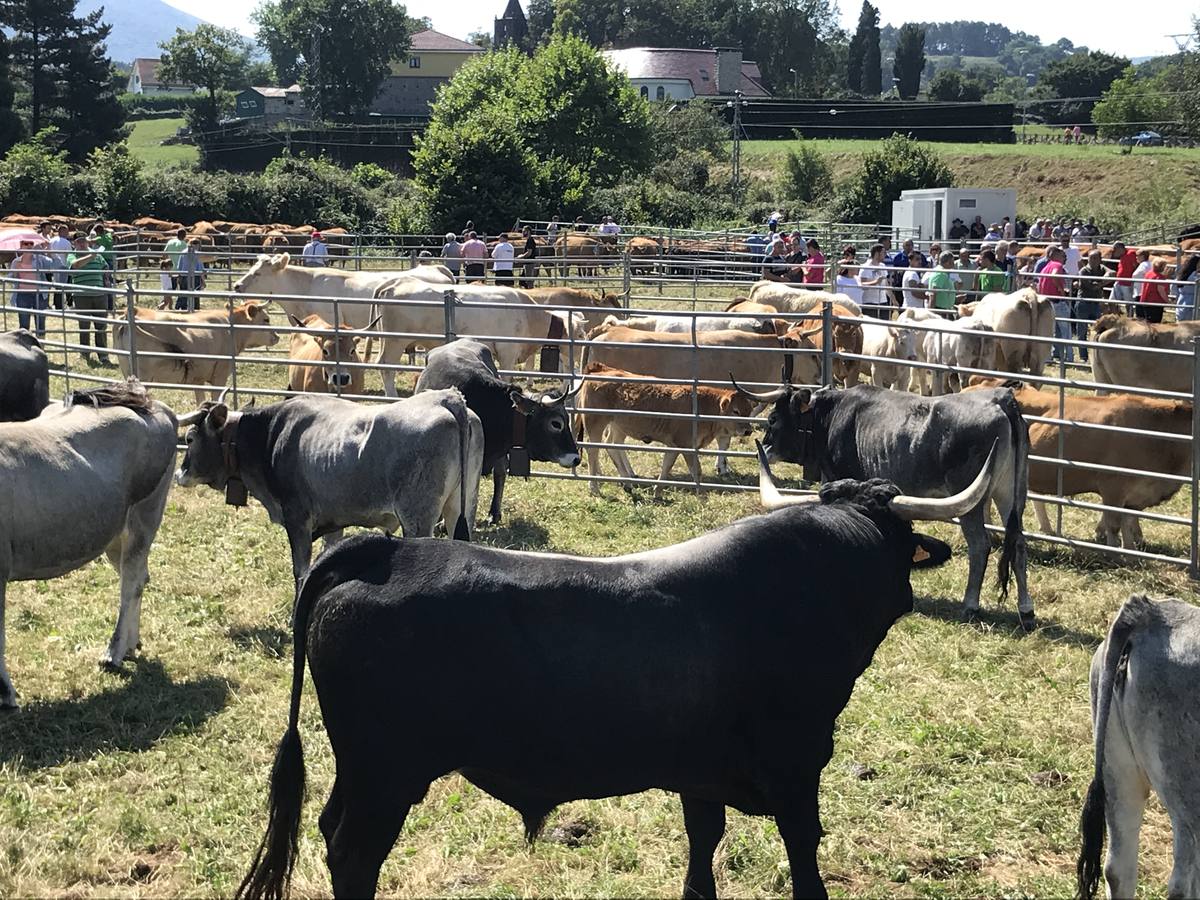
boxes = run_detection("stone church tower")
[494,0,529,49]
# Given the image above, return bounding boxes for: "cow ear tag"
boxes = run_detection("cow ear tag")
[508,448,531,478]
[225,478,248,507]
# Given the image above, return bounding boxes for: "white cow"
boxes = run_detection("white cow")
[598,313,775,335]
[745,281,862,316]
[370,280,565,396]
[1078,595,1200,900]
[957,288,1055,375]
[231,253,453,327]
[919,317,996,396]
[0,380,177,708]
[860,319,918,391]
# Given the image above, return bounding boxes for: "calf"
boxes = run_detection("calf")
[235,444,996,900]
[414,339,581,525]
[965,377,1192,547]
[174,390,484,583]
[860,319,917,391]
[577,362,755,497]
[0,329,50,421]
[1078,595,1200,900]
[0,380,177,708]
[286,313,379,396]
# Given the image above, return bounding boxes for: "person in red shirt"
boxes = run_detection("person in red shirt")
[1138,258,1169,323]
[1111,242,1138,312]
[1038,247,1073,362]
[803,238,826,285]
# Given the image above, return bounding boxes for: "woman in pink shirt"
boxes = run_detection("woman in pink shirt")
[803,239,825,285]
[1137,258,1169,323]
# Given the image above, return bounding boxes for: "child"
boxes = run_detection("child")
[158,258,174,310]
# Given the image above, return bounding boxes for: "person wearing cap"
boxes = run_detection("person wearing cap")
[440,232,463,281]
[302,230,328,267]
[176,238,206,311]
[984,222,1003,242]
[67,232,112,365]
[949,218,968,240]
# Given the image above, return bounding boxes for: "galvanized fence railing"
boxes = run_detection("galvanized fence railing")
[3,272,1198,575]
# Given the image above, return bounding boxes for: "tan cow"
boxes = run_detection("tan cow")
[743,281,863,316]
[626,236,662,277]
[957,288,1055,375]
[113,302,278,402]
[524,286,622,332]
[577,362,756,497]
[966,376,1192,548]
[286,313,380,396]
[728,298,863,385]
[556,233,608,278]
[1091,314,1200,393]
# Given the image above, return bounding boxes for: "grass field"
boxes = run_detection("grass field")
[1,275,1198,897]
[125,118,198,169]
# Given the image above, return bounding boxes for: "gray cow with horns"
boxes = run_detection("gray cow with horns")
[174,389,484,585]
[0,380,177,708]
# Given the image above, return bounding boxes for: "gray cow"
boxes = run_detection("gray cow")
[0,380,177,708]
[1078,595,1200,900]
[0,329,50,422]
[174,390,484,583]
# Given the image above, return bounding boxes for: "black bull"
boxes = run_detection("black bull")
[736,381,1033,629]
[235,444,999,900]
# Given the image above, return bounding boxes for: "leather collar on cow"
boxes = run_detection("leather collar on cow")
[509,406,531,477]
[221,411,247,506]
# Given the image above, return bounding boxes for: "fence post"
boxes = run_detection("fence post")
[622,251,631,301]
[1191,337,1200,579]
[354,232,362,272]
[125,281,138,380]
[821,300,833,387]
[1056,355,1066,536]
[691,314,700,494]
[333,297,342,397]
[443,289,456,343]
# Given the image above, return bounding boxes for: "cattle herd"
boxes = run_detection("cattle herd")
[5,245,1200,900]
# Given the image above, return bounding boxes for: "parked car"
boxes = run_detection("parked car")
[1119,130,1163,147]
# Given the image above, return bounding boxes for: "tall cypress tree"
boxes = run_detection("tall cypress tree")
[57,10,126,159]
[892,23,925,100]
[0,32,25,153]
[861,2,881,95]
[0,0,75,134]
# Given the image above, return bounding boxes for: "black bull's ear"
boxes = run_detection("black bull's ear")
[911,533,952,569]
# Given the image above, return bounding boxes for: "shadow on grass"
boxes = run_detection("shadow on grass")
[0,658,231,772]
[914,594,1102,649]
[228,625,290,659]
[478,518,551,551]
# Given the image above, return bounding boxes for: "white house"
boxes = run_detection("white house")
[602,47,770,102]
[891,188,1018,243]
[127,58,196,96]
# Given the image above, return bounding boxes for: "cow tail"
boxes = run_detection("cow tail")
[996,389,1028,598]
[450,390,472,542]
[1076,596,1152,900]
[234,568,328,900]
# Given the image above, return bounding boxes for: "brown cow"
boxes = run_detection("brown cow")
[966,376,1192,548]
[727,298,863,385]
[577,362,755,497]
[113,301,279,403]
[131,216,184,233]
[556,233,608,278]
[286,313,380,396]
[525,286,622,331]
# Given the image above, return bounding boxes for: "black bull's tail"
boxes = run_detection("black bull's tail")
[996,389,1029,597]
[235,563,338,900]
[449,390,472,541]
[1076,595,1153,900]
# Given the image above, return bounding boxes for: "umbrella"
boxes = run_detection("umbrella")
[0,228,49,252]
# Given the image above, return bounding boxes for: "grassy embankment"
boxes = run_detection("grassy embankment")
[0,268,1195,896]
[125,118,198,169]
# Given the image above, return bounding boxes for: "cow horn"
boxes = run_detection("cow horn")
[550,377,584,404]
[756,440,819,509]
[216,387,231,406]
[177,409,206,427]
[888,441,998,522]
[730,373,786,403]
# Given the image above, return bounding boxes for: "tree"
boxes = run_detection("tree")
[1091,66,1177,140]
[834,133,954,224]
[1039,50,1129,124]
[526,0,554,47]
[928,69,985,102]
[892,23,924,99]
[1176,19,1200,139]
[54,12,126,160]
[467,30,493,50]
[252,0,411,119]
[0,128,71,215]
[0,0,75,134]
[0,32,25,154]
[860,3,881,95]
[159,25,252,130]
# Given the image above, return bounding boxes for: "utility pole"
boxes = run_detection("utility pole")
[728,90,745,199]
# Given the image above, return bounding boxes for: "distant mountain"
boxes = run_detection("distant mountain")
[79,0,210,65]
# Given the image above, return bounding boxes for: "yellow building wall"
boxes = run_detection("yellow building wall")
[390,51,479,79]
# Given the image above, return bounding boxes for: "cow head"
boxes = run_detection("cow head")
[731,380,824,472]
[175,399,235,489]
[233,301,280,348]
[509,383,583,468]
[289,314,379,388]
[717,391,757,437]
[233,253,290,294]
[889,325,918,363]
[956,321,996,371]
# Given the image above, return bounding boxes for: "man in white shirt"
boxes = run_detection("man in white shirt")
[598,216,620,236]
[1058,234,1081,293]
[902,253,928,308]
[857,243,891,319]
[1002,217,1015,240]
[301,231,329,267]
[48,224,73,309]
[491,234,515,286]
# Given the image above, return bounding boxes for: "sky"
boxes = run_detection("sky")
[164,0,1196,61]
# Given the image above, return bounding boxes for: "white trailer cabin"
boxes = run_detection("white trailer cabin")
[891,188,1017,245]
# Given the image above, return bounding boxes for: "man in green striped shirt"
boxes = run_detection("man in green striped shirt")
[67,233,112,365]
